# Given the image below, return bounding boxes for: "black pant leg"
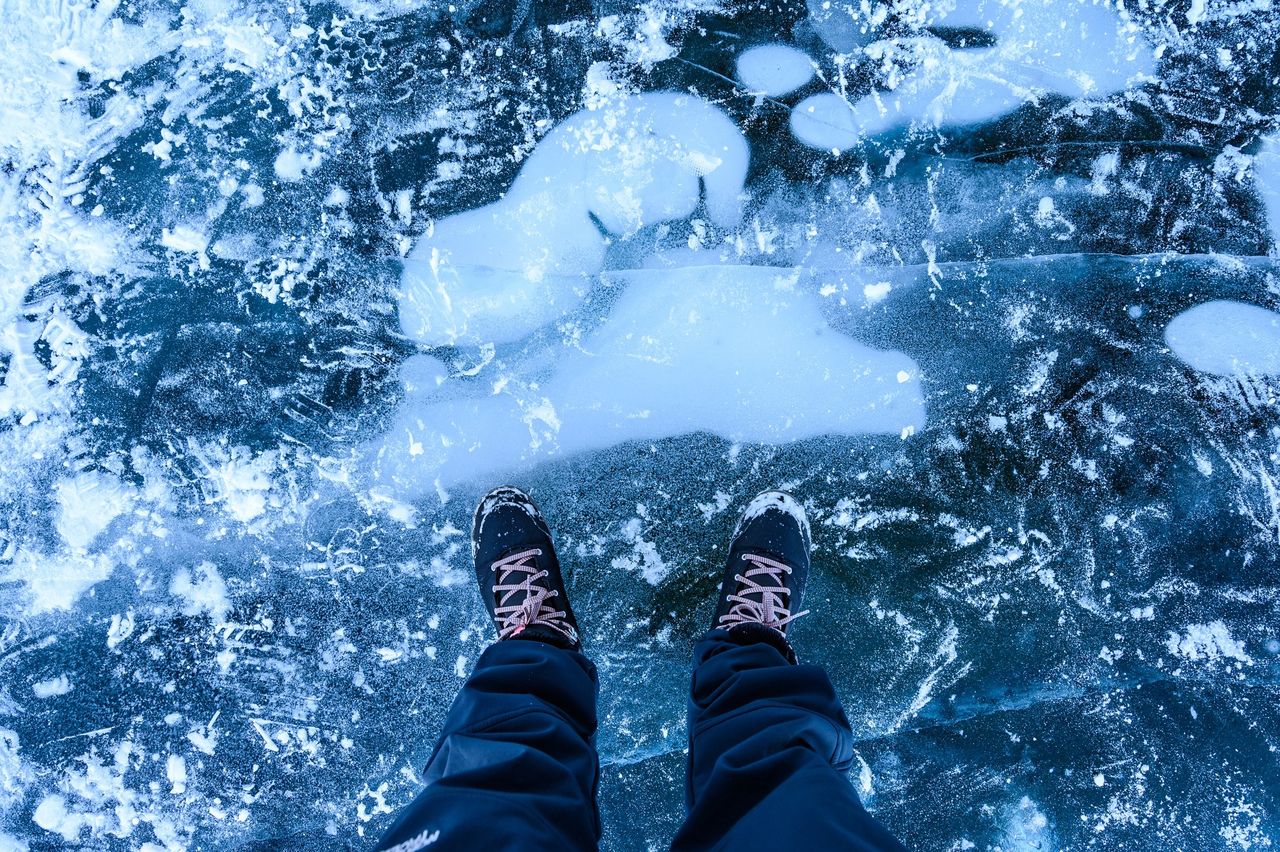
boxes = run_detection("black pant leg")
[672,629,906,852]
[376,638,600,851]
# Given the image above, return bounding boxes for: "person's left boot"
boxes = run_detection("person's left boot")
[472,486,581,650]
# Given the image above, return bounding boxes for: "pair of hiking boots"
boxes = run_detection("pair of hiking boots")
[472,487,811,655]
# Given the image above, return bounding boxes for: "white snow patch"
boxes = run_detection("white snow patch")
[55,471,136,551]
[33,794,82,842]
[29,740,183,844]
[166,754,187,795]
[5,549,114,613]
[273,145,323,181]
[32,675,72,699]
[612,510,670,585]
[170,562,231,624]
[595,5,678,67]
[188,442,277,523]
[107,611,135,649]
[398,93,750,347]
[1165,301,1280,376]
[695,491,732,521]
[377,92,923,495]
[160,225,210,270]
[1166,621,1253,665]
[863,281,892,303]
[187,724,218,756]
[376,265,923,493]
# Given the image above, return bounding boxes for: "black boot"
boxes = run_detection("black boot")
[472,486,580,650]
[712,490,811,659]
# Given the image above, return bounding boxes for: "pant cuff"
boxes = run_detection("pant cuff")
[725,622,798,664]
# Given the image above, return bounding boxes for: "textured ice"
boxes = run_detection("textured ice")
[1261,136,1280,247]
[804,0,879,52]
[791,92,866,151]
[2,0,1279,849]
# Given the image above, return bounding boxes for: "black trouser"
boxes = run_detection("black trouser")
[376,629,906,851]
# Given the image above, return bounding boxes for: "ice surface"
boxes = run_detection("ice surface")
[2,0,1279,849]
[1260,136,1280,249]
[804,0,880,52]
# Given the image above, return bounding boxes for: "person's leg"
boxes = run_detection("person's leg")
[673,628,905,851]
[376,487,599,852]
[672,491,906,852]
[375,637,599,851]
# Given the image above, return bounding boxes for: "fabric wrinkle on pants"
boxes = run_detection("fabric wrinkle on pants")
[375,630,905,851]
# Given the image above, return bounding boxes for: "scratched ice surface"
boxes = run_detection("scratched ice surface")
[2,0,1279,848]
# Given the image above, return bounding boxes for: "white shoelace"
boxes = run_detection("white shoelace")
[718,552,809,632]
[490,548,577,643]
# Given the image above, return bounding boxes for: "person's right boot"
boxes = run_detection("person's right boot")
[712,490,811,661]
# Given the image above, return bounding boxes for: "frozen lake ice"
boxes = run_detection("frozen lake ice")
[1,0,1278,848]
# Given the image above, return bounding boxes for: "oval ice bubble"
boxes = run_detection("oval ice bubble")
[398,354,450,396]
[1164,300,1280,376]
[789,92,861,151]
[735,44,815,96]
